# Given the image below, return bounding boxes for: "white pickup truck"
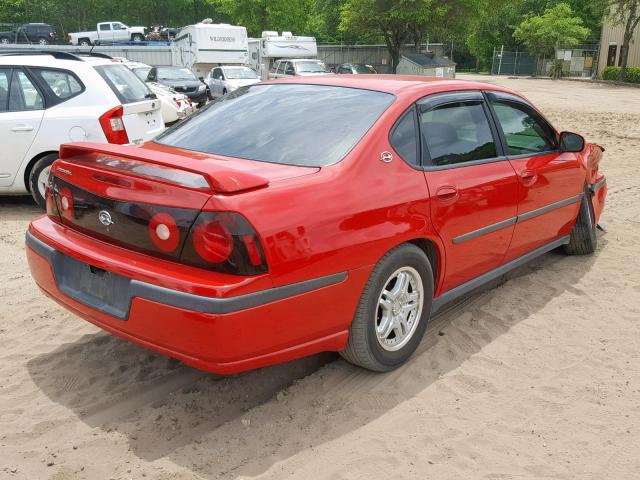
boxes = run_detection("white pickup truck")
[67,21,146,46]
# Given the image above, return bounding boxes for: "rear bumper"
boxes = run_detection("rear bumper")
[26,218,364,374]
[186,90,208,104]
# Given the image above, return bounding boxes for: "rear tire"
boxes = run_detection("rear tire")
[79,38,91,46]
[28,153,58,210]
[0,37,10,44]
[340,244,433,372]
[37,37,50,45]
[564,185,597,255]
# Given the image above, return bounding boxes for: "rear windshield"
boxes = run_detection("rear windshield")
[295,61,330,73]
[94,64,151,104]
[155,84,395,167]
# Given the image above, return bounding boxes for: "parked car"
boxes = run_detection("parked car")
[204,65,260,98]
[0,23,56,45]
[25,76,606,375]
[67,21,146,46]
[0,51,164,208]
[122,61,194,124]
[268,58,331,78]
[147,66,208,107]
[335,63,377,74]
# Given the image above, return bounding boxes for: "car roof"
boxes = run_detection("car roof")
[262,74,507,95]
[0,51,116,67]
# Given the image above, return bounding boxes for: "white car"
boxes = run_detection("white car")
[268,59,331,78]
[204,65,260,98]
[123,61,194,124]
[0,51,164,208]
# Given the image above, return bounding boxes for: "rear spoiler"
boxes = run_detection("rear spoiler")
[59,143,270,194]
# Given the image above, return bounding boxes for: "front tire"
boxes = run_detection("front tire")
[340,244,434,372]
[37,37,50,45]
[564,185,597,255]
[132,34,144,42]
[28,153,58,210]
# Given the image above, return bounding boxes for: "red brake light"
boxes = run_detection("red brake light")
[192,220,233,263]
[181,212,267,275]
[99,106,129,145]
[56,186,74,221]
[66,34,71,41]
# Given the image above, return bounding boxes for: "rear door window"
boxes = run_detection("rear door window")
[94,64,151,104]
[9,70,44,111]
[99,24,111,31]
[0,68,10,112]
[420,101,497,167]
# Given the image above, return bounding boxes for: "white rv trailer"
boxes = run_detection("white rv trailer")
[248,31,319,80]
[171,22,249,78]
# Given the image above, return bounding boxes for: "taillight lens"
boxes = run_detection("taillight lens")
[66,34,71,41]
[56,186,75,221]
[99,106,129,145]
[181,212,267,275]
[45,174,56,217]
[148,213,180,253]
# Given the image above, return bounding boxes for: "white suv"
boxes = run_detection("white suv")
[0,51,164,208]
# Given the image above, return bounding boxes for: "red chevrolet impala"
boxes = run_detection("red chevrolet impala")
[26,76,606,374]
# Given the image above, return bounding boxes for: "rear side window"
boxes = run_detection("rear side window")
[390,107,419,165]
[156,84,395,167]
[32,69,83,101]
[94,64,151,104]
[421,101,497,167]
[491,100,556,154]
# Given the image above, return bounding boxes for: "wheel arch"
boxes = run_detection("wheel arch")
[22,150,59,192]
[407,237,444,292]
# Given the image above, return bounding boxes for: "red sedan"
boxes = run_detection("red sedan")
[26,76,606,374]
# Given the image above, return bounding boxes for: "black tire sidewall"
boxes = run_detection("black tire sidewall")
[28,153,57,210]
[362,247,434,369]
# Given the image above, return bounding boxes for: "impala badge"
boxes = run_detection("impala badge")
[98,210,114,226]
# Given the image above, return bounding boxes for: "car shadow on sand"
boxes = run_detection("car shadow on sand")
[26,241,603,479]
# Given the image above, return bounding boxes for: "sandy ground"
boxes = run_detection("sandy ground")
[1,75,640,480]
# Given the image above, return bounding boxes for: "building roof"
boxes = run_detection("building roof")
[402,53,456,67]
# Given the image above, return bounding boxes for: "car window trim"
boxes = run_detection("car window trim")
[0,67,11,112]
[416,91,505,170]
[483,90,559,154]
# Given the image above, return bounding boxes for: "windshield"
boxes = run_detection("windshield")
[295,61,330,73]
[223,67,259,80]
[156,84,394,167]
[94,64,152,104]
[157,67,196,81]
[132,67,151,82]
[353,64,376,74]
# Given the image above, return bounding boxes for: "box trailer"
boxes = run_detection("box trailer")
[171,22,248,79]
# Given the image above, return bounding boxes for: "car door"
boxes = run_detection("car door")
[485,91,585,261]
[0,68,45,187]
[418,91,519,292]
[97,23,113,43]
[112,22,129,42]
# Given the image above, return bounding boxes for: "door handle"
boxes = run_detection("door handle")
[11,125,34,132]
[519,170,537,186]
[435,185,459,203]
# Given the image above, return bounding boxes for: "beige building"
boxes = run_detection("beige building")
[598,14,640,77]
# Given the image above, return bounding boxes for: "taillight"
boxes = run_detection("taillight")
[45,175,56,217]
[99,106,129,145]
[148,213,180,253]
[56,186,75,222]
[181,212,267,275]
[66,34,71,41]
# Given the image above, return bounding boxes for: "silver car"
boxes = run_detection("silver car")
[268,59,331,79]
[205,65,261,98]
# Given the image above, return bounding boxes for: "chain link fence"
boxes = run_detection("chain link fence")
[491,46,600,78]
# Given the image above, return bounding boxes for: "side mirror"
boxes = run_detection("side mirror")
[559,131,585,153]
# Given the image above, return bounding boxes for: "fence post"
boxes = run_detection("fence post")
[497,45,504,75]
[514,48,518,75]
[491,46,495,74]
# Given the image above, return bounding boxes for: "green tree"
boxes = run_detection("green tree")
[607,0,640,82]
[513,2,590,68]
